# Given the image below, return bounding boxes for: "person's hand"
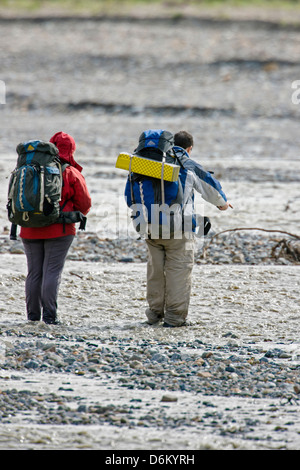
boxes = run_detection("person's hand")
[217,202,233,211]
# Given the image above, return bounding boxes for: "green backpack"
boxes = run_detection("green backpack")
[7,140,64,228]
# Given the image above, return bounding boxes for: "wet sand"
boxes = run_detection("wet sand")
[0,7,300,450]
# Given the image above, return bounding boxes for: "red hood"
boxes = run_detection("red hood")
[50,132,82,172]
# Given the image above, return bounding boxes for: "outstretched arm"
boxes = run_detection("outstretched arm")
[218,202,233,211]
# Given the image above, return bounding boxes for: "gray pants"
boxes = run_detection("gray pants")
[145,235,195,326]
[22,235,74,323]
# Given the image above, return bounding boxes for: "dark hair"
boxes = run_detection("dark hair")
[174,131,193,149]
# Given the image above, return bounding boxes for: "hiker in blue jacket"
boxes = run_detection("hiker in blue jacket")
[145,130,231,327]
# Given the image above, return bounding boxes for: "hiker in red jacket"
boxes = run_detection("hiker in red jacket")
[21,132,92,324]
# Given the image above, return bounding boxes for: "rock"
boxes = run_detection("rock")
[151,353,167,363]
[77,405,87,412]
[232,253,245,263]
[170,352,181,361]
[197,371,212,378]
[202,351,213,359]
[278,351,292,359]
[130,360,144,369]
[225,365,236,373]
[161,395,178,402]
[24,360,40,369]
[293,385,300,394]
[195,358,205,366]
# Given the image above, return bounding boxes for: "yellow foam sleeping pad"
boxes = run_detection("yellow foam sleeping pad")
[115,152,180,182]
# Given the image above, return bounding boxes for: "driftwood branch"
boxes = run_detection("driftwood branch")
[208,227,300,242]
[271,239,300,261]
[202,227,300,260]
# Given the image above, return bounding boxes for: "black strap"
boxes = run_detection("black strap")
[78,213,87,231]
[10,224,17,240]
[59,200,68,233]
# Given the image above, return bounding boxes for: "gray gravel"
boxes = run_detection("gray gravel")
[1,230,300,265]
[1,324,299,430]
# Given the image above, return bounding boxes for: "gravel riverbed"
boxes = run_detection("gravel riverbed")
[0,256,299,450]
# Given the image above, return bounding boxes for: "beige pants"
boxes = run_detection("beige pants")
[145,235,195,326]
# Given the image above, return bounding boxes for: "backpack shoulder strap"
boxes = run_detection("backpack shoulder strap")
[172,146,190,168]
[61,163,70,172]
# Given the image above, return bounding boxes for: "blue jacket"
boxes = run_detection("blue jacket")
[173,146,227,224]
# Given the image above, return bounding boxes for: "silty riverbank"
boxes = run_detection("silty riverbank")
[0,256,299,449]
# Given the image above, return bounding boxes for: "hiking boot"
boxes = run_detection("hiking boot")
[43,310,58,325]
[43,318,59,325]
[146,318,163,325]
[27,314,41,322]
[163,321,188,328]
[145,308,164,325]
[43,312,58,324]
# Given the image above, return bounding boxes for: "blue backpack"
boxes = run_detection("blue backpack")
[125,130,185,238]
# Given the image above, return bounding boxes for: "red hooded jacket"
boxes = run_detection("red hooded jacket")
[20,132,92,240]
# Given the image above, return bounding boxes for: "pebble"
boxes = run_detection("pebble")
[161,395,178,402]
[151,353,168,363]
